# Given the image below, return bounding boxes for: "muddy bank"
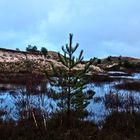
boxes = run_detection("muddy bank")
[0,72,46,85]
[115,81,140,92]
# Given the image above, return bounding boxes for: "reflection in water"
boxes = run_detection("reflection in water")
[0,72,140,122]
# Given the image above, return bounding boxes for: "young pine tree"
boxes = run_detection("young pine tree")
[46,34,95,127]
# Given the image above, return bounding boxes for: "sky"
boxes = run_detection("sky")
[0,0,140,59]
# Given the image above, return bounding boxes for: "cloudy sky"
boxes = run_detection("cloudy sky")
[0,0,140,59]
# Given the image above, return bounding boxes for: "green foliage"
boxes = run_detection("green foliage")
[118,55,122,66]
[93,57,97,61]
[46,34,95,124]
[118,55,122,61]
[123,59,131,68]
[41,47,48,56]
[16,48,20,51]
[97,59,101,64]
[26,45,38,53]
[122,59,140,70]
[107,56,112,62]
[26,45,48,56]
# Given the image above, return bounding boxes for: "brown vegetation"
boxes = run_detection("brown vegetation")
[115,81,140,91]
[91,74,115,83]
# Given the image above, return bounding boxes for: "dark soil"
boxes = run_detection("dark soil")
[115,81,140,92]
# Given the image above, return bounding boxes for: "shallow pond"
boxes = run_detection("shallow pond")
[0,71,140,121]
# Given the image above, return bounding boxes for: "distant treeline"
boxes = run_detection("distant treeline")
[25,45,48,56]
[0,45,48,56]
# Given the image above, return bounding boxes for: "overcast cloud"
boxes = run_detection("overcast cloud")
[0,0,140,59]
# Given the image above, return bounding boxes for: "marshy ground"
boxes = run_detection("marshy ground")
[0,71,140,140]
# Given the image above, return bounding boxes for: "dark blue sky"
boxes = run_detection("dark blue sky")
[0,0,140,59]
